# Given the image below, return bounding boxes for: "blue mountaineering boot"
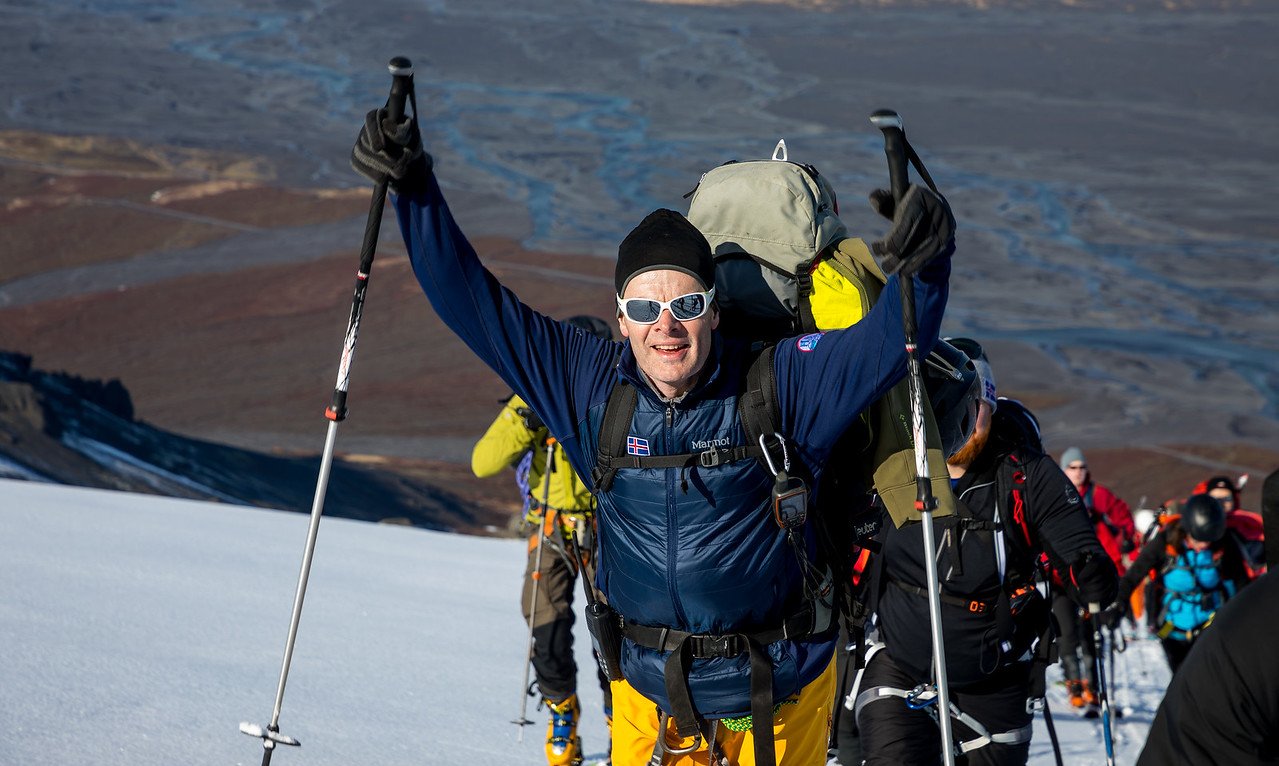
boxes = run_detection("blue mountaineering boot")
[544,694,583,766]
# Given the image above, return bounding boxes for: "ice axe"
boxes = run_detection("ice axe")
[870,108,955,766]
[240,55,415,766]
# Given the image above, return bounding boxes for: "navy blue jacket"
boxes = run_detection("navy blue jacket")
[393,171,950,716]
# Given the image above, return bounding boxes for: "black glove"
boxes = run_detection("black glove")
[1097,603,1125,630]
[514,406,545,433]
[1069,551,1119,610]
[350,107,430,191]
[868,184,956,277]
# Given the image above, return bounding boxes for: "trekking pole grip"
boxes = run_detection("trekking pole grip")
[870,109,909,203]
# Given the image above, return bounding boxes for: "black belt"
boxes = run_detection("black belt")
[622,606,817,657]
[621,603,818,766]
[890,576,996,614]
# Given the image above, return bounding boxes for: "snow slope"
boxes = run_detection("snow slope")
[0,479,1167,764]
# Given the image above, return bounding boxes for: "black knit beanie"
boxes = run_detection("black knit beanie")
[615,209,715,296]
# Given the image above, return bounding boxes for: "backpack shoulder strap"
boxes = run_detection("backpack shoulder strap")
[831,237,887,285]
[738,344,780,456]
[592,380,638,493]
[995,452,1042,587]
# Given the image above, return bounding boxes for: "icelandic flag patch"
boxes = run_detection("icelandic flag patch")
[796,332,825,352]
[626,436,651,456]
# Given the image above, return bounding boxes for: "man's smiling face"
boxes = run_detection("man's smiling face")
[618,269,718,399]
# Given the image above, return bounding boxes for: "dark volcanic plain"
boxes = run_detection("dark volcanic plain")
[2,0,1276,521]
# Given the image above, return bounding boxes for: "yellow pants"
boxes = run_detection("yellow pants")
[609,656,836,766]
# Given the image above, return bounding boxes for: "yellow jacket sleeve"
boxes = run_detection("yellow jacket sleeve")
[471,395,540,478]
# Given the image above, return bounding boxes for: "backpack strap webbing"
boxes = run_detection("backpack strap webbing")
[997,451,1062,710]
[796,270,817,334]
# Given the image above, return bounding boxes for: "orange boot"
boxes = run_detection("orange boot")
[1066,679,1086,708]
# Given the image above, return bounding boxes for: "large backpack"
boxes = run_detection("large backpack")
[683,141,954,530]
[683,140,850,339]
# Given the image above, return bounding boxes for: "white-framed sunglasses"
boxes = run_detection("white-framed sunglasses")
[616,287,716,325]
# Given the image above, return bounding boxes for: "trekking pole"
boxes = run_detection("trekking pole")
[513,437,558,739]
[1039,698,1065,766]
[1107,626,1121,718]
[1113,627,1132,716]
[1086,608,1117,766]
[239,56,414,765]
[870,108,954,766]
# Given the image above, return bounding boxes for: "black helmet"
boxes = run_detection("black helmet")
[565,314,613,341]
[923,339,981,459]
[1181,493,1227,543]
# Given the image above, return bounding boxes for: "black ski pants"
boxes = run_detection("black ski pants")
[521,525,611,708]
[1159,636,1195,674]
[1051,593,1098,688]
[856,649,1033,766]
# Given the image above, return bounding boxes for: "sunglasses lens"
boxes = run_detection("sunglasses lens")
[624,299,661,324]
[669,293,707,320]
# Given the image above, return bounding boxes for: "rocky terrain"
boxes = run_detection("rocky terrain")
[2,0,1276,519]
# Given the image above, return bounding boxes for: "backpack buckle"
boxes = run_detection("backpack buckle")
[692,633,744,658]
[698,449,723,468]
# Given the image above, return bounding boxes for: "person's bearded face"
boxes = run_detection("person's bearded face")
[948,401,993,468]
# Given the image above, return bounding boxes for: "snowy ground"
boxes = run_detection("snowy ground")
[1034,631,1170,765]
[0,479,1167,764]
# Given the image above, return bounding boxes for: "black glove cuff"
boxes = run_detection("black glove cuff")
[389,152,432,196]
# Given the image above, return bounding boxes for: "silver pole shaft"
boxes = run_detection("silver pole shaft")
[268,418,341,729]
[918,508,954,763]
[905,339,955,765]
